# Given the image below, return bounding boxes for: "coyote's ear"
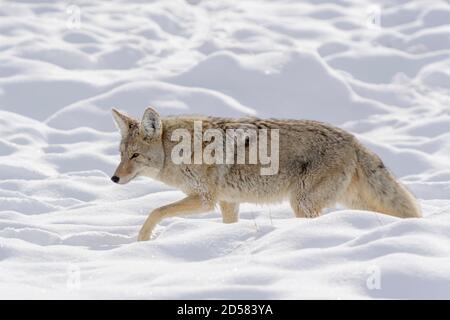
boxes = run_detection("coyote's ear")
[140,107,162,141]
[111,108,135,136]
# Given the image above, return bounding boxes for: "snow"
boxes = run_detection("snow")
[1,0,450,299]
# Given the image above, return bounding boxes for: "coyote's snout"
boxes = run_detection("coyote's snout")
[111,107,422,241]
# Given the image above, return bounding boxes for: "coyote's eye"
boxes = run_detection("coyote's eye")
[130,153,139,160]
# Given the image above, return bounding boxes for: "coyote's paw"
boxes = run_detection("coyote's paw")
[137,229,151,242]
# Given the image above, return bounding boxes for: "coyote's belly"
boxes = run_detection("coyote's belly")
[217,164,291,204]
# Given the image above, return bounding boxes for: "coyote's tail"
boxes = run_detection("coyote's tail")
[343,144,422,218]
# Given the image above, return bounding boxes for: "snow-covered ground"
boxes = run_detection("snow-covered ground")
[1,0,450,299]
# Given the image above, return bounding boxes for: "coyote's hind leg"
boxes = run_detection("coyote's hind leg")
[290,166,354,219]
[289,195,322,218]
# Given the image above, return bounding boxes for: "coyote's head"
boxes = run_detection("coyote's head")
[111,107,164,184]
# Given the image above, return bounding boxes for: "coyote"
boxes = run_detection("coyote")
[111,107,421,241]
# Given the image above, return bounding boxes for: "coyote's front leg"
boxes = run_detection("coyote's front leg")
[219,201,239,223]
[138,195,214,241]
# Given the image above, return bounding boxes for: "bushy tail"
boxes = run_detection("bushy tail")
[343,144,421,218]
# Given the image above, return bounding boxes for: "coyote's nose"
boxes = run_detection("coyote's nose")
[111,176,120,184]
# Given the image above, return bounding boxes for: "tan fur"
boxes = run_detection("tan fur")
[111,107,422,241]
